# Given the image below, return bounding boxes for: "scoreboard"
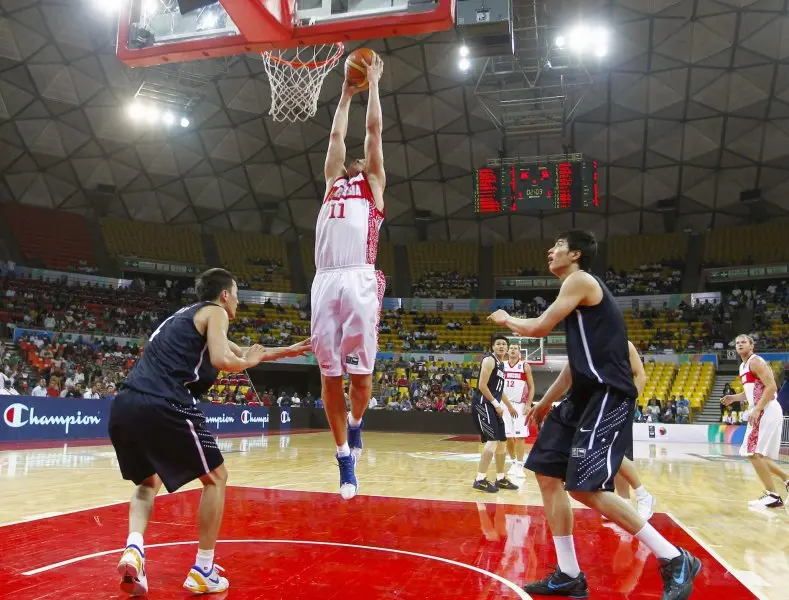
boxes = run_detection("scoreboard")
[474,160,599,213]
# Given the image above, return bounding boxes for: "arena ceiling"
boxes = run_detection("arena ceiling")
[0,0,788,244]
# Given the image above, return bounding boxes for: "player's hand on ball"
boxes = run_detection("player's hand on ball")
[342,79,359,97]
[363,53,384,83]
[487,309,509,326]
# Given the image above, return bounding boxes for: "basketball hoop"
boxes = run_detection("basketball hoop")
[262,42,344,123]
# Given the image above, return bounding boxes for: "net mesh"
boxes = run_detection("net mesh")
[262,43,344,122]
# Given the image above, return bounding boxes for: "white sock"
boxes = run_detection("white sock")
[195,548,214,572]
[496,473,505,481]
[476,473,487,481]
[126,532,144,551]
[635,524,681,560]
[634,486,649,499]
[348,415,362,428]
[337,443,351,457]
[553,535,581,577]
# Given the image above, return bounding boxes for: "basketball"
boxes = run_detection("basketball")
[345,48,376,91]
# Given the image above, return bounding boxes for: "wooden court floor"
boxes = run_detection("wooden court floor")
[1,431,787,599]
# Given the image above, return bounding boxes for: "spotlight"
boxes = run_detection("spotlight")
[459,45,469,57]
[162,112,175,125]
[144,0,158,13]
[594,45,608,57]
[569,27,587,52]
[458,58,470,71]
[555,35,565,48]
[145,105,160,123]
[127,102,144,120]
[180,117,190,128]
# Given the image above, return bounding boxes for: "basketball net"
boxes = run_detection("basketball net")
[262,43,344,123]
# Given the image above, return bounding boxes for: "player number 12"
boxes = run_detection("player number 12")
[329,202,345,219]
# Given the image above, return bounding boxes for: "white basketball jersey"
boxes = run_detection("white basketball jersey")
[315,173,384,270]
[739,354,771,409]
[503,359,529,403]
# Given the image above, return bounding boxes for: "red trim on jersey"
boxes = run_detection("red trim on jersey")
[365,174,384,265]
[374,270,386,347]
[747,408,763,454]
[740,371,757,385]
[520,379,530,404]
[324,176,347,203]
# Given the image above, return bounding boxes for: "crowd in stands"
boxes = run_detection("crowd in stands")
[1,273,168,339]
[729,281,789,350]
[412,271,479,298]
[372,358,476,413]
[604,262,684,296]
[0,334,140,399]
[1,237,788,414]
[227,299,311,348]
[628,299,731,354]
[636,397,691,424]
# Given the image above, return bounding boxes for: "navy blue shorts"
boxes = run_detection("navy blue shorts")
[472,396,507,443]
[525,385,634,492]
[109,390,224,493]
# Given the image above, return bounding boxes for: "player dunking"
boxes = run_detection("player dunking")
[502,342,534,479]
[537,339,657,520]
[489,230,700,600]
[722,334,789,508]
[472,334,520,493]
[109,268,309,596]
[312,53,386,499]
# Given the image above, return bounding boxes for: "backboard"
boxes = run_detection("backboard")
[508,336,545,366]
[116,0,456,68]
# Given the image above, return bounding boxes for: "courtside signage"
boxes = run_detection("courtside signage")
[1,398,107,440]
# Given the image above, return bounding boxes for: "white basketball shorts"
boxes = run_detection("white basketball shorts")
[310,265,386,377]
[503,402,529,438]
[739,400,783,460]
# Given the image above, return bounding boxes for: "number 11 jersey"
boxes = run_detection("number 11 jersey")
[315,172,384,270]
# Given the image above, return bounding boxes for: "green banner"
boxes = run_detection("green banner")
[122,258,203,275]
[496,277,560,290]
[706,263,788,282]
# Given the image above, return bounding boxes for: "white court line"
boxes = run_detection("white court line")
[22,538,531,599]
[0,490,190,529]
[665,512,768,600]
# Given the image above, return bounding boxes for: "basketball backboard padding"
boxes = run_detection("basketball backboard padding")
[116,0,456,68]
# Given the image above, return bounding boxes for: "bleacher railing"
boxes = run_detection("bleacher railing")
[782,417,789,448]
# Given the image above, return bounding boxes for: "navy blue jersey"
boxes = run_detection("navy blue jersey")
[565,274,638,398]
[122,301,219,405]
[473,355,506,404]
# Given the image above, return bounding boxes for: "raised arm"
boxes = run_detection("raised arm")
[325,87,354,188]
[488,271,600,338]
[363,54,385,208]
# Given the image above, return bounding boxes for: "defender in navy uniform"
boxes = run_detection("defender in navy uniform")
[471,334,520,493]
[109,268,309,597]
[489,231,701,600]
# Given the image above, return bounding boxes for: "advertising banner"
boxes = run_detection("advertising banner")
[0,397,281,442]
[633,422,747,444]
